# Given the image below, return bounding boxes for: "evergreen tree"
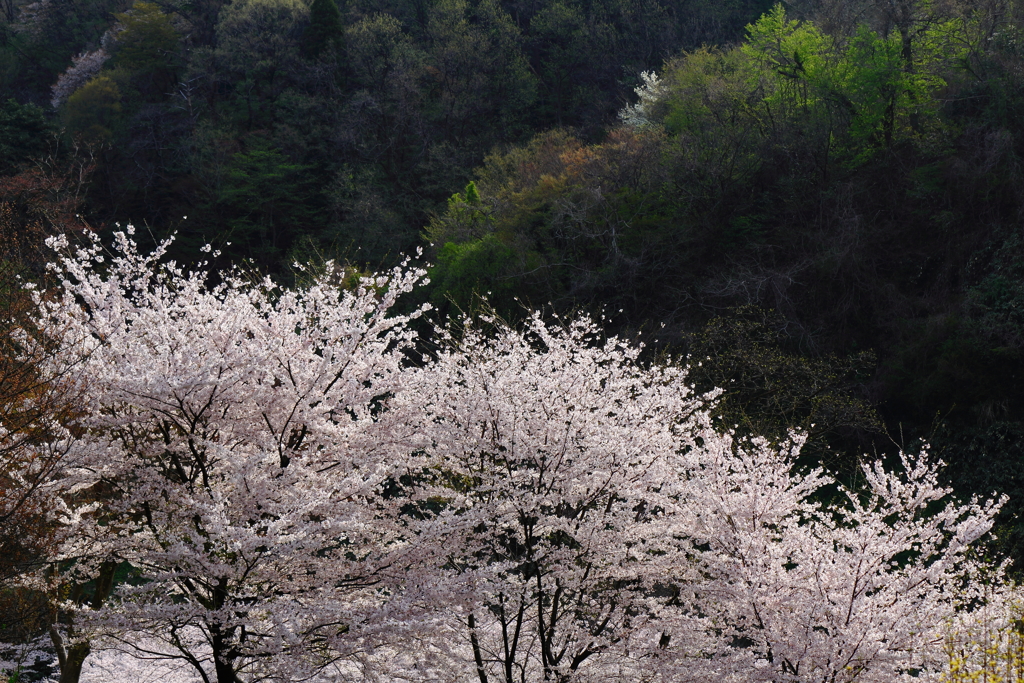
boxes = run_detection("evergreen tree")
[304,0,343,57]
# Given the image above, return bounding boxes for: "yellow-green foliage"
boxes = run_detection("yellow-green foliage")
[740,4,837,114]
[651,4,971,161]
[944,596,1024,683]
[62,75,122,142]
[113,2,179,74]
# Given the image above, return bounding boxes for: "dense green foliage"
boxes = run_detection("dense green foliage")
[0,100,51,174]
[1,0,771,271]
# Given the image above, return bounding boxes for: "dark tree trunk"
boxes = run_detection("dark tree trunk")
[57,642,90,683]
[50,561,118,683]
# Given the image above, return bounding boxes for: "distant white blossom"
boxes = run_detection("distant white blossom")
[12,0,51,36]
[50,48,110,109]
[619,70,665,128]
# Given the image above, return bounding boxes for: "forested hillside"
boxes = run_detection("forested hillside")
[0,0,771,269]
[5,0,1024,680]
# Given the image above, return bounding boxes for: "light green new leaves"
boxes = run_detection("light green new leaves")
[649,3,975,161]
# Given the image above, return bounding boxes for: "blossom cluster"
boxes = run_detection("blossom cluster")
[11,232,1005,683]
[50,48,110,109]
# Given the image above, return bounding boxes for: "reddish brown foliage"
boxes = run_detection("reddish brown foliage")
[0,140,96,266]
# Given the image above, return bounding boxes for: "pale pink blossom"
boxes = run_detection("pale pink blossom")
[51,48,110,109]
[17,233,1004,683]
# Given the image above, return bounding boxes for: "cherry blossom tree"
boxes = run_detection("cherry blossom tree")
[0,264,91,683]
[31,230,437,683]
[412,312,1002,683]
[652,435,1002,683]
[14,231,1005,683]
[51,49,111,110]
[0,280,79,590]
[412,314,709,683]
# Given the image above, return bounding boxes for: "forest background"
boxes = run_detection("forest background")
[4,0,1024,675]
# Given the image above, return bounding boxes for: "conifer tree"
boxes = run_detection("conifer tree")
[305,0,343,57]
